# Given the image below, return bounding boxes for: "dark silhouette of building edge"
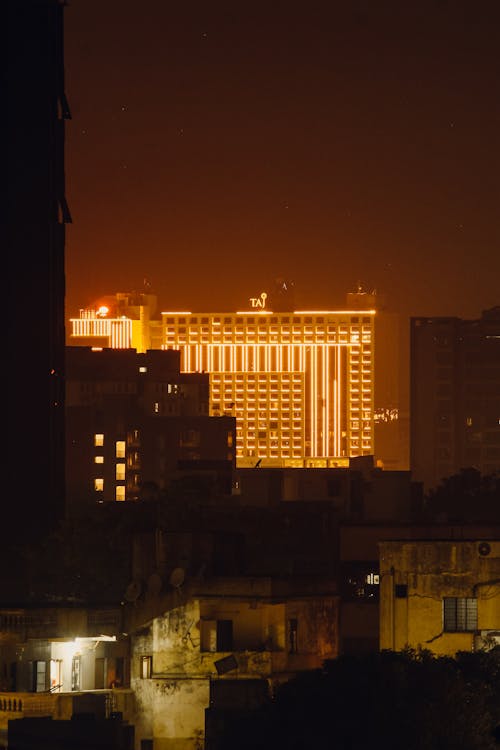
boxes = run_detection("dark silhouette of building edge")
[6,1,69,564]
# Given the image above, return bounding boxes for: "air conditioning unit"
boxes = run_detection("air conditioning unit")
[477,541,500,558]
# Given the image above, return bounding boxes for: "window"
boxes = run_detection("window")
[342,563,380,600]
[32,660,46,693]
[94,434,104,447]
[71,656,81,691]
[116,441,126,458]
[141,656,152,679]
[116,486,125,501]
[116,463,125,481]
[443,597,477,632]
[94,456,104,464]
[94,478,104,492]
[200,619,233,652]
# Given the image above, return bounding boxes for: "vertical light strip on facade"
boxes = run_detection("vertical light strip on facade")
[323,346,328,457]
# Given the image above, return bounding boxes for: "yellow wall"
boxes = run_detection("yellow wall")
[379,540,500,656]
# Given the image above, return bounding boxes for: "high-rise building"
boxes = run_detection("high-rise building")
[7,1,70,534]
[66,347,235,506]
[69,292,375,467]
[70,295,376,467]
[346,287,409,471]
[160,307,375,467]
[410,307,500,491]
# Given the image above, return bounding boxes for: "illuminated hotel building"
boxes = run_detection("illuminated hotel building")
[161,308,375,467]
[70,297,376,467]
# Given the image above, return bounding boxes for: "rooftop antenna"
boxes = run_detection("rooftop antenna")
[169,567,186,603]
[124,580,142,603]
[169,567,185,589]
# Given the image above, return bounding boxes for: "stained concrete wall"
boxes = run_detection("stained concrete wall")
[379,540,500,655]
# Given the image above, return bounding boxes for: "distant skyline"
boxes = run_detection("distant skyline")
[65,1,499,320]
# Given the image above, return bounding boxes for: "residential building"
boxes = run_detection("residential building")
[0,605,134,748]
[410,307,500,491]
[125,527,338,750]
[340,523,500,655]
[379,538,500,655]
[66,347,235,506]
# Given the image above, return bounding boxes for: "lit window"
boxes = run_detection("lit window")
[94,434,104,447]
[94,456,104,464]
[116,464,125,481]
[116,441,126,458]
[443,597,477,632]
[116,486,125,501]
[94,478,104,492]
[139,366,147,373]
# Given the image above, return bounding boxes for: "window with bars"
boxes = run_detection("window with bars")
[443,597,477,632]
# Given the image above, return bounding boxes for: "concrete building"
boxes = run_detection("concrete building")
[126,572,338,750]
[339,523,500,655]
[410,307,500,491]
[346,287,409,471]
[69,291,163,353]
[234,457,419,520]
[0,605,134,748]
[66,347,235,506]
[379,538,500,655]
[7,0,70,539]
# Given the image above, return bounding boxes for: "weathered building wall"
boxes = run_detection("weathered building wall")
[130,588,339,749]
[379,540,500,655]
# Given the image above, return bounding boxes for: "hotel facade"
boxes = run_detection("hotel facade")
[70,296,375,468]
[161,308,374,467]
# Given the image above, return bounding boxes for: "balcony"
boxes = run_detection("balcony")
[0,689,135,740]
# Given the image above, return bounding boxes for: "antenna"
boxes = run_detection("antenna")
[124,580,142,603]
[169,567,185,588]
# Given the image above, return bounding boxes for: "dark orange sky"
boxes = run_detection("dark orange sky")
[64,0,499,320]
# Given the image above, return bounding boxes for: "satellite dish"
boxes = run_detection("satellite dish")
[169,567,185,588]
[147,573,162,595]
[124,580,142,602]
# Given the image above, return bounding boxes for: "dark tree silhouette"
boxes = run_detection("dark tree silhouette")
[218,648,500,750]
[423,468,500,523]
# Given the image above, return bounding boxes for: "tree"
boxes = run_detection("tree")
[423,468,500,523]
[218,648,500,750]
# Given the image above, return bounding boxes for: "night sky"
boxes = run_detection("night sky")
[65,0,499,320]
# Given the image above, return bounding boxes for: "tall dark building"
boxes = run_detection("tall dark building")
[7,1,70,538]
[410,307,500,492]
